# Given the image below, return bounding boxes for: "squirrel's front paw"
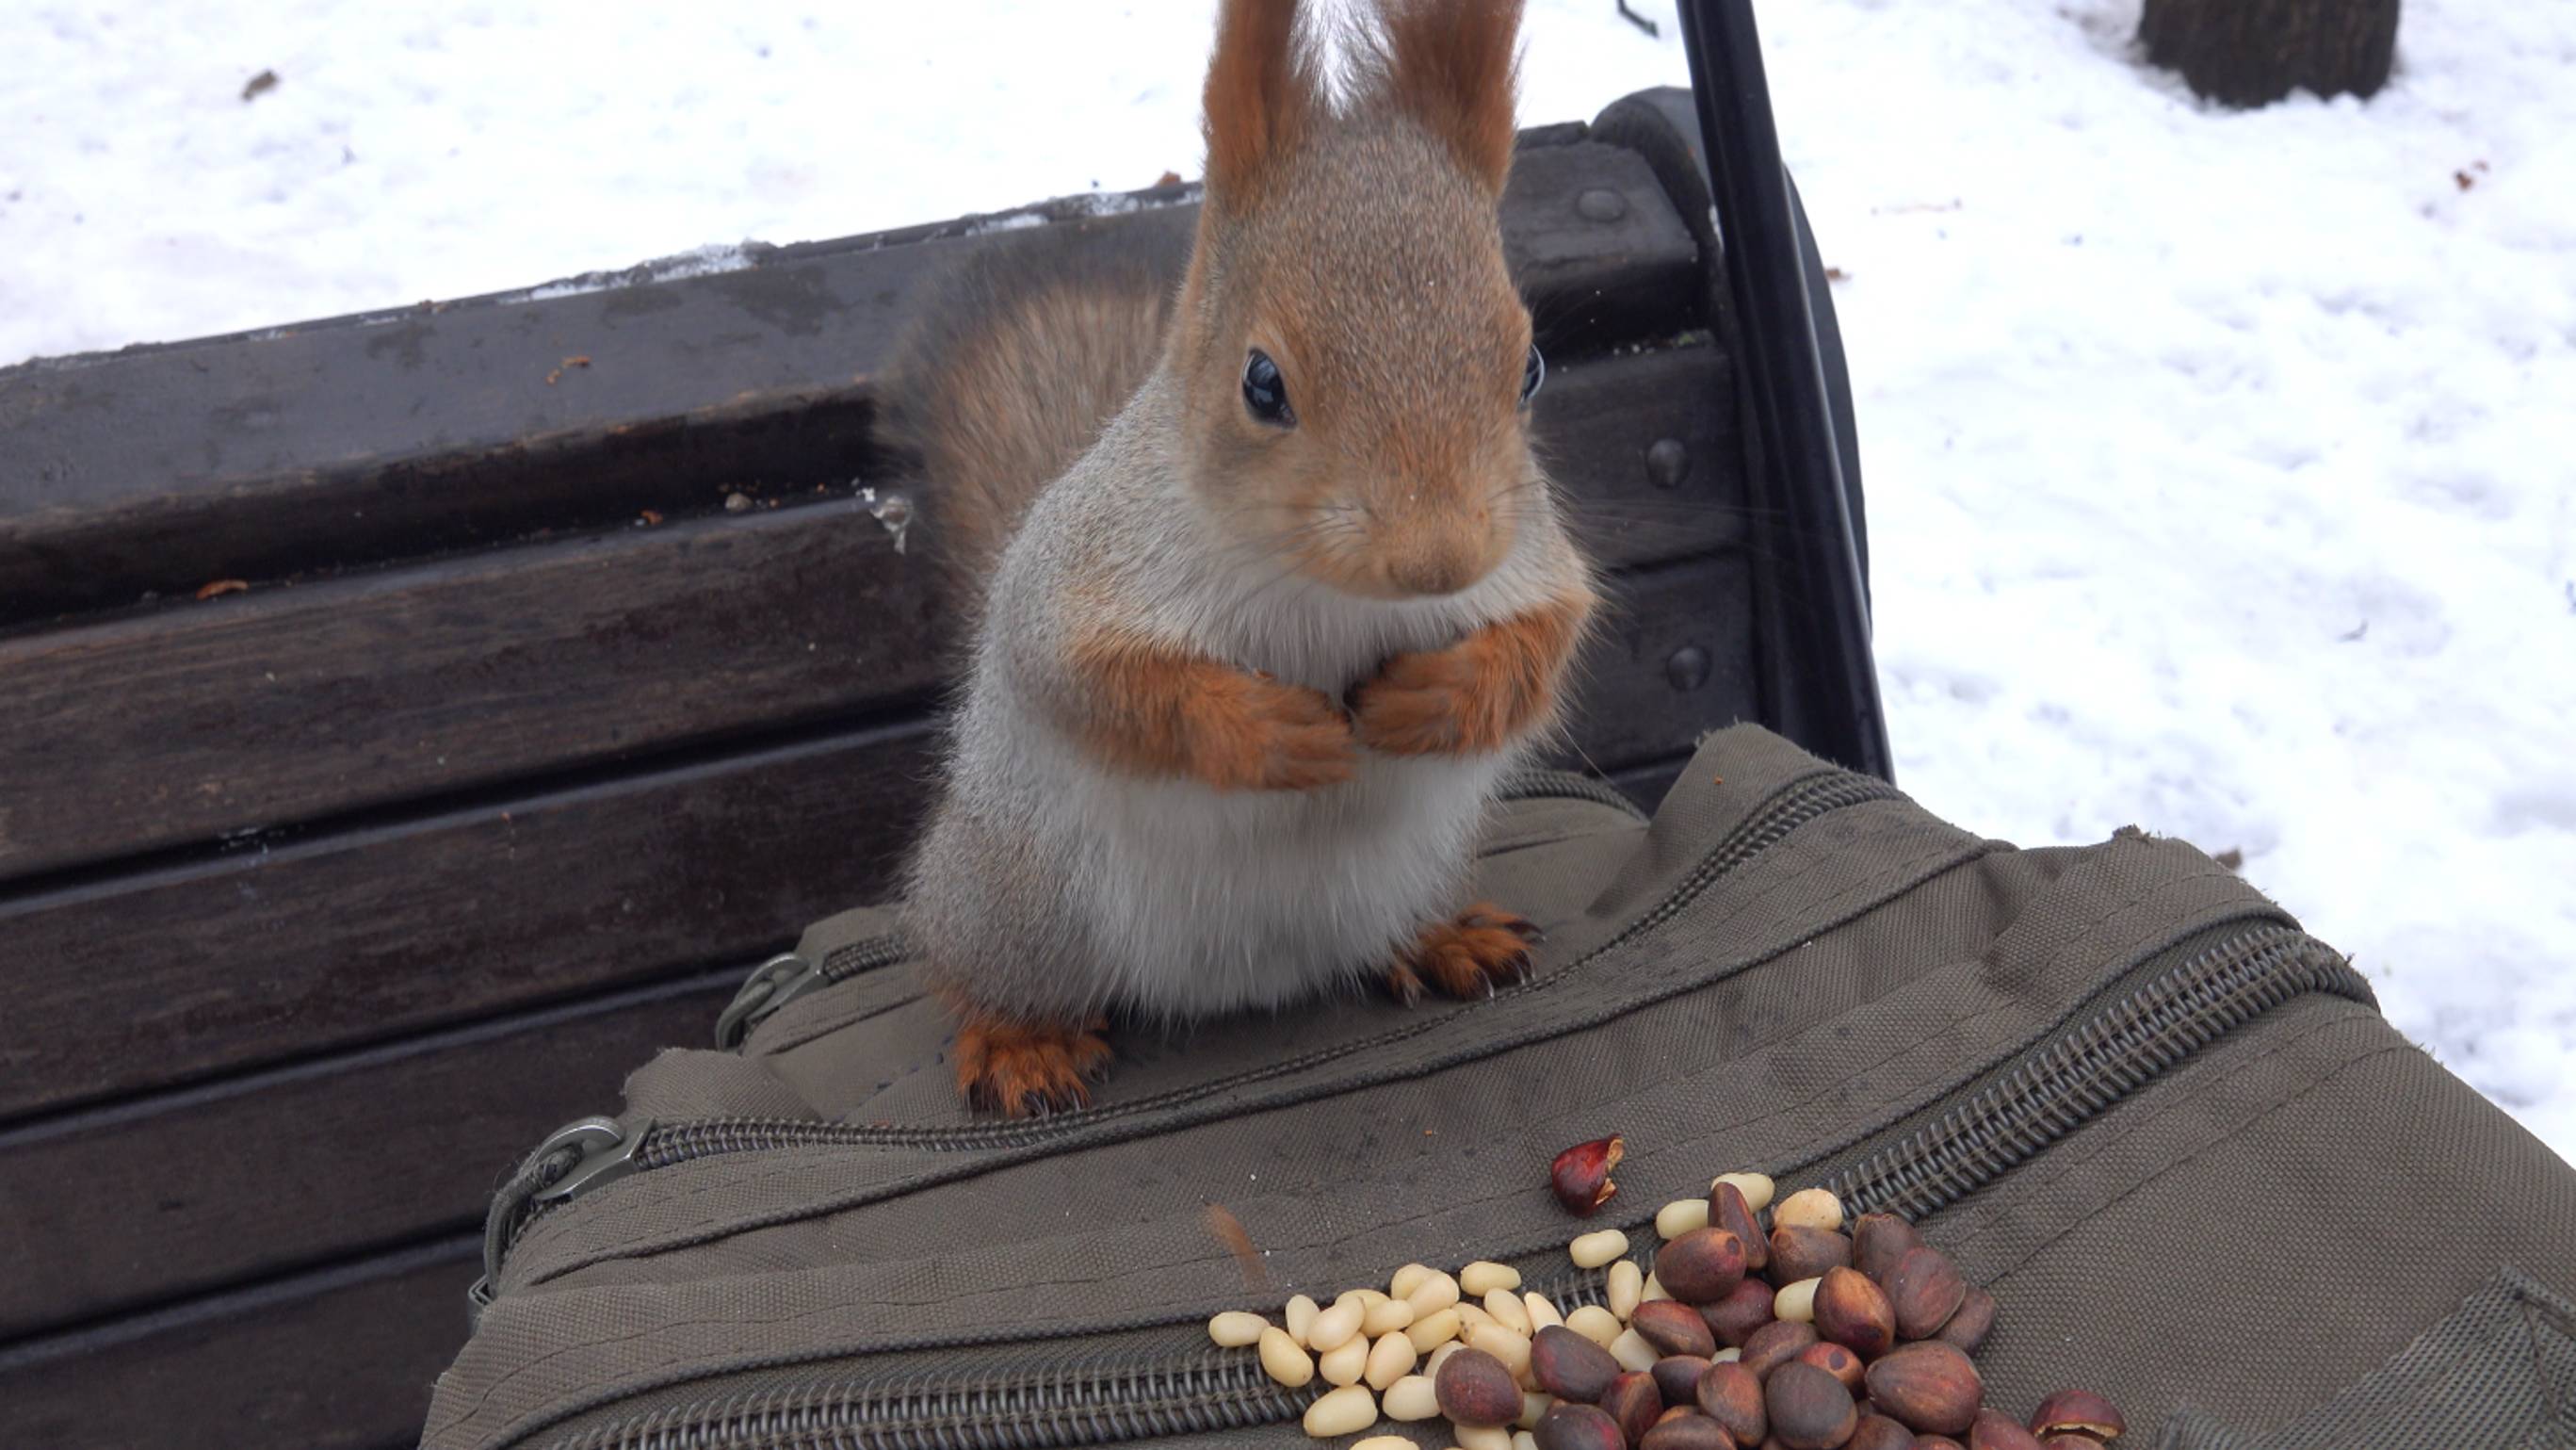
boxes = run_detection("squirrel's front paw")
[1353,643,1511,756]
[1202,675,1357,790]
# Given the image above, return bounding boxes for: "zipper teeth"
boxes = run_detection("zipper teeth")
[1825,923,2367,1220]
[818,935,908,986]
[560,1349,1307,1450]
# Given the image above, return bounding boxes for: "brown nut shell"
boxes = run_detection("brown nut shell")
[1552,1134,1626,1217]
[1968,1408,2045,1450]
[1933,1287,1996,1356]
[1633,1298,1722,1359]
[1850,1213,1925,1285]
[1531,1324,1624,1404]
[1693,1360,1768,1445]
[1435,1344,1524,1426]
[1766,1226,1854,1287]
[1764,1362,1858,1450]
[1654,1354,1715,1407]
[1795,1340,1866,1392]
[1710,1181,1771,1272]
[1657,1227,1751,1304]
[1813,1266,1898,1358]
[1739,1318,1821,1380]
[1602,1370,1668,1444]
[1862,1341,1983,1436]
[2030,1390,2126,1441]
[1848,1413,1916,1450]
[1641,1413,1740,1450]
[1914,1440,1968,1450]
[1886,1246,1969,1340]
[1700,1278,1778,1347]
[1534,1402,1629,1450]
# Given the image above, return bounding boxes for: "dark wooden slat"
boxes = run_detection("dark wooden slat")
[1563,550,1759,771]
[0,720,940,1123]
[0,342,1729,886]
[0,142,1696,621]
[0,1235,475,1450]
[0,498,944,882]
[0,972,732,1341]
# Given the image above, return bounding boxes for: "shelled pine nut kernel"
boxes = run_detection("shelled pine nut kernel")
[1211,1166,2124,1448]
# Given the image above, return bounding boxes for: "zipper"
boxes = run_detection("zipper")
[522,914,2369,1450]
[482,768,1886,1301]
[1497,763,1654,820]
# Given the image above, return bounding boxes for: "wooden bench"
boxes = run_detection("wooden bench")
[0,89,1862,1450]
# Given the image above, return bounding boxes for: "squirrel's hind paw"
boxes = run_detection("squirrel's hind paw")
[952,1011,1113,1117]
[1392,904,1542,1001]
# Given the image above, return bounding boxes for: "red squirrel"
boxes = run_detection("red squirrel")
[881,0,1597,1116]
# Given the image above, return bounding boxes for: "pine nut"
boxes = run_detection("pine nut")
[1606,1260,1644,1319]
[1365,1330,1417,1390]
[1456,1302,1497,1332]
[1641,1273,1673,1303]
[1568,1229,1629,1268]
[1363,1295,1417,1336]
[1485,1287,1532,1334]
[1301,1383,1377,1439]
[1656,1197,1712,1239]
[1353,1439,1415,1450]
[1774,1275,1821,1322]
[1608,1328,1660,1373]
[1522,1292,1563,1331]
[1461,1261,1522,1296]
[1456,1426,1513,1450]
[1320,1333,1369,1386]
[1712,1346,1742,1362]
[1406,1270,1463,1315]
[1208,1311,1267,1347]
[1406,1307,1463,1354]
[1711,1171,1776,1214]
[1382,1373,1441,1421]
[1426,1341,1466,1377]
[1773,1187,1844,1232]
[1391,1263,1434,1300]
[1514,1434,1540,1450]
[1285,1293,1320,1346]
[1565,1304,1623,1347]
[1517,1391,1554,1429]
[1309,1296,1366,1353]
[1468,1323,1533,1379]
[1258,1326,1315,1388]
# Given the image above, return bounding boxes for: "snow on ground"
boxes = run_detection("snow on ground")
[4,2,2569,1160]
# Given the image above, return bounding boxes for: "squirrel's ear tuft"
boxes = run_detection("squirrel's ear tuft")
[1202,0,1321,211]
[1363,0,1524,194]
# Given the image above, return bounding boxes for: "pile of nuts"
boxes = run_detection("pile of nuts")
[1207,1154,2126,1450]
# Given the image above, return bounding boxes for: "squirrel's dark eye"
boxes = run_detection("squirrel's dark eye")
[1242,349,1294,427]
[1520,343,1546,406]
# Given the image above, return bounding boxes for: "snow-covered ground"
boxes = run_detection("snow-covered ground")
[5,1,2569,1161]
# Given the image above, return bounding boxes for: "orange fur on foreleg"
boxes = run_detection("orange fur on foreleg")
[1353,598,1589,757]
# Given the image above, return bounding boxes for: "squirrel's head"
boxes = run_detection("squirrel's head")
[1169,0,1539,602]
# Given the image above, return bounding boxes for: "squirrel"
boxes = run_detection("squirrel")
[879,0,1598,1117]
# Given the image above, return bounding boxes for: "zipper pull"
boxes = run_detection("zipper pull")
[529,1115,656,1207]
[714,952,822,1050]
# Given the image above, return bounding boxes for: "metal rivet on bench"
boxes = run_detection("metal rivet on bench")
[1576,187,1629,222]
[1645,438,1690,489]
[1666,645,1710,692]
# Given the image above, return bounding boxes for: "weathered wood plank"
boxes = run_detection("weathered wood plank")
[0,971,733,1341]
[0,343,1729,885]
[0,142,1697,621]
[0,546,1748,1124]
[0,1234,476,1450]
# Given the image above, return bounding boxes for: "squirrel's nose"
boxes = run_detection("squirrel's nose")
[1379,510,1500,598]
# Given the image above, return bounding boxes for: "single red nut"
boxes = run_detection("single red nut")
[1699,1278,1778,1347]
[1693,1360,1768,1445]
[1653,1354,1715,1408]
[1657,1227,1751,1303]
[1848,1412,1917,1450]
[1968,1407,2045,1450]
[1764,1362,1859,1450]
[1767,1226,1854,1287]
[1710,1181,1770,1272]
[1552,1134,1626,1216]
[1814,1265,1899,1358]
[1531,1324,1624,1403]
[1601,1370,1667,1444]
[1934,1287,1996,1356]
[1915,1440,1968,1450]
[1885,1245,1969,1340]
[1632,1298,1722,1359]
[1739,1318,1821,1381]
[1532,1402,1628,1450]
[1434,1344,1523,1426]
[1850,1212,1924,1285]
[1862,1341,1983,1437]
[1796,1340,1867,1392]
[2029,1389,2126,1441]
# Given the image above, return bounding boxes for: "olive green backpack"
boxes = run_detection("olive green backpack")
[426,725,2576,1450]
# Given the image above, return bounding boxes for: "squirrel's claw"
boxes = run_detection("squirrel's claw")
[1392,904,1542,1002]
